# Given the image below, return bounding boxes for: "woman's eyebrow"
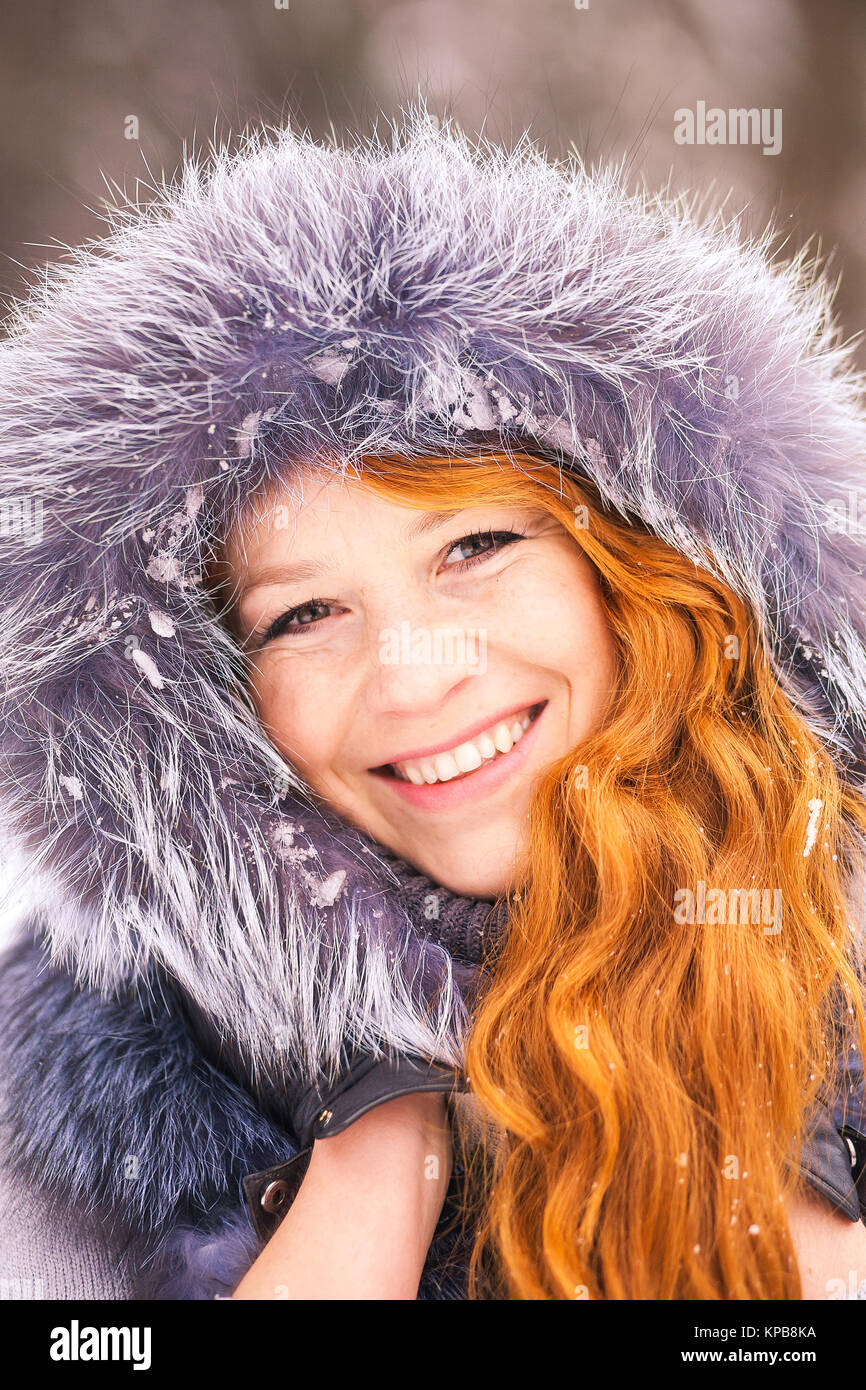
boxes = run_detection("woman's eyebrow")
[404,508,465,540]
[238,559,328,596]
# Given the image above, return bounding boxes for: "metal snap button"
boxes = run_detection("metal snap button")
[318,1107,333,1126]
[260,1178,290,1213]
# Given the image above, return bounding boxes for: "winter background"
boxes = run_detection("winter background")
[0,0,863,948]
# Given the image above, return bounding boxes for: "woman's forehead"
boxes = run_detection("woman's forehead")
[222,451,561,570]
[226,467,351,554]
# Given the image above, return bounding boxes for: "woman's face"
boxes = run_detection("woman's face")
[224,470,619,898]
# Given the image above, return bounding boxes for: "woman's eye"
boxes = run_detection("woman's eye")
[443,529,526,570]
[255,599,335,646]
[250,528,526,646]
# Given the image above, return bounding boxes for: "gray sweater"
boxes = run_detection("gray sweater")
[0,1136,135,1300]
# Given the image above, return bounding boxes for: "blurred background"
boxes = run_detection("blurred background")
[0,0,864,361]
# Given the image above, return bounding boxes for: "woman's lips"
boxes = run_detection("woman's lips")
[369,699,549,811]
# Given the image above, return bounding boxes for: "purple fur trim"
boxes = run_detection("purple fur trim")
[134,1208,264,1301]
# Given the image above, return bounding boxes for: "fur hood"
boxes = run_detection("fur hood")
[1,98,866,1112]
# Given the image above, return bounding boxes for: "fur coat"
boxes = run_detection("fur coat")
[1,100,866,1299]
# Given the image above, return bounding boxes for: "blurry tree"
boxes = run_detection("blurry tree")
[0,0,863,361]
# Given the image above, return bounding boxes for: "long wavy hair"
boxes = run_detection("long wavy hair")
[338,446,866,1301]
[223,445,866,1299]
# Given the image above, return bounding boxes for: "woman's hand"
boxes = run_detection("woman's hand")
[232,1089,452,1300]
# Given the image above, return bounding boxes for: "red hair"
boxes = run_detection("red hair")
[357,447,866,1300]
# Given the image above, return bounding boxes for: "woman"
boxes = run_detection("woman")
[0,104,865,1300]
[220,449,866,1301]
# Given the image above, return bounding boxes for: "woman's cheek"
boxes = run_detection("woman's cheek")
[251,658,334,769]
[248,657,299,745]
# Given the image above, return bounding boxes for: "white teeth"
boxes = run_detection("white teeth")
[478,731,497,760]
[433,751,460,781]
[454,741,484,773]
[492,721,514,754]
[390,705,539,785]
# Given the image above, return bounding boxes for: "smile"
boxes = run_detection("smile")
[370,700,548,809]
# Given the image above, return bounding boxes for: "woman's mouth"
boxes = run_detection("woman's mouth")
[369,700,548,810]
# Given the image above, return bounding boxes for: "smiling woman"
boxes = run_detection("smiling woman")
[3,108,866,1306]
[212,449,866,1300]
[212,456,618,897]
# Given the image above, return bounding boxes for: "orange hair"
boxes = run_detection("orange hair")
[351,447,866,1300]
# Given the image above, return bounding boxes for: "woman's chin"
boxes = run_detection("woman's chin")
[389,838,518,901]
[313,782,524,897]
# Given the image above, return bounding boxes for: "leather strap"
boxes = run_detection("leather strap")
[290,1050,464,1148]
[243,1148,314,1245]
[798,1110,863,1220]
[242,1061,464,1243]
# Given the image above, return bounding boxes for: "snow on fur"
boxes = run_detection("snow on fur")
[0,98,865,1098]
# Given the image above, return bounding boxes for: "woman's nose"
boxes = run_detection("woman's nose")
[366,600,488,716]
